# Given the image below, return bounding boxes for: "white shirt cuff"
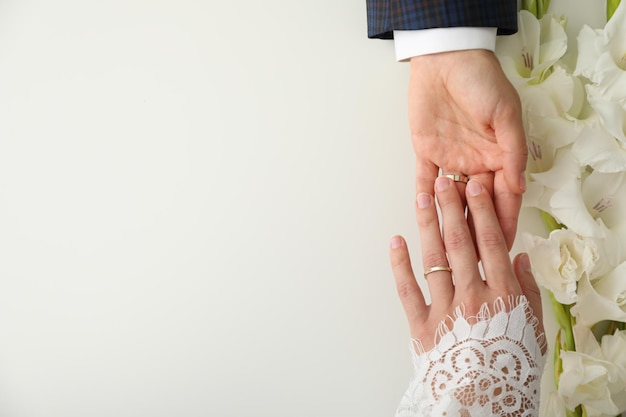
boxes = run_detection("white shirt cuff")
[393,27,498,61]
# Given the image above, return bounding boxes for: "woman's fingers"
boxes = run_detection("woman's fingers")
[465,179,518,291]
[389,235,427,325]
[513,253,546,353]
[513,253,543,321]
[434,177,481,290]
[442,172,470,209]
[415,192,454,308]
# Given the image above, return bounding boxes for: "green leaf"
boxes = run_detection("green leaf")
[541,210,565,232]
[542,0,551,15]
[523,0,539,17]
[554,329,563,387]
[549,292,576,351]
[525,0,551,18]
[565,406,583,417]
[607,0,621,21]
[550,292,571,331]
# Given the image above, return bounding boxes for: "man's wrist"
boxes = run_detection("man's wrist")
[393,27,497,61]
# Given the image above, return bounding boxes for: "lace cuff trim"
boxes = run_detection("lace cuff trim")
[396,296,547,417]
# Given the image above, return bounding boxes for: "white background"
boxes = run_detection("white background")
[0,1,606,416]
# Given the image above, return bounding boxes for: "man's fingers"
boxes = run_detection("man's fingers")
[415,158,439,196]
[503,145,528,195]
[389,235,427,325]
[494,92,527,194]
[494,170,522,250]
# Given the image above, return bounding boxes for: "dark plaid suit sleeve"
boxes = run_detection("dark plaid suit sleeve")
[366,0,518,39]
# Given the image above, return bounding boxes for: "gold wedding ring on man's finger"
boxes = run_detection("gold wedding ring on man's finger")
[444,174,470,184]
[423,265,452,278]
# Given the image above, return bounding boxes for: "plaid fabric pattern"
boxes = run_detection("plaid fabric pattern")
[367,0,518,39]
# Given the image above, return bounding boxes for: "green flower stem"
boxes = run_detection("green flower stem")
[540,0,551,18]
[563,310,575,351]
[523,0,551,18]
[551,296,569,330]
[522,0,538,16]
[554,329,563,387]
[549,292,575,351]
[565,406,583,417]
[607,0,621,21]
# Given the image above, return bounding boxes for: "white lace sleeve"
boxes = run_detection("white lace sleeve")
[396,296,547,417]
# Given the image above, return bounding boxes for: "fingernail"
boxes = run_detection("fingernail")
[519,253,531,272]
[467,179,482,196]
[520,172,527,192]
[390,236,403,249]
[416,193,431,209]
[435,176,451,192]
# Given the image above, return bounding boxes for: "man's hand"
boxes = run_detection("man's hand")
[409,49,527,249]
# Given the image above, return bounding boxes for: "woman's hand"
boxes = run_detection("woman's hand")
[389,176,543,352]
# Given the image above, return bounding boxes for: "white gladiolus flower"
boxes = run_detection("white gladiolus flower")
[523,229,599,304]
[585,81,626,144]
[580,170,626,231]
[497,11,568,85]
[525,162,625,268]
[518,65,575,117]
[571,261,626,327]
[598,330,626,413]
[575,0,626,144]
[559,350,618,416]
[558,326,626,416]
[523,146,580,217]
[523,73,583,175]
[497,12,578,178]
[499,5,626,417]
[540,391,567,417]
[546,170,626,239]
[572,125,626,173]
[575,0,626,82]
[549,178,602,237]
[524,146,603,236]
[529,146,582,190]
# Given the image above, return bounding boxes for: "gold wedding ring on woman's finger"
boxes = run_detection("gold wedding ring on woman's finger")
[444,174,470,184]
[423,265,452,278]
